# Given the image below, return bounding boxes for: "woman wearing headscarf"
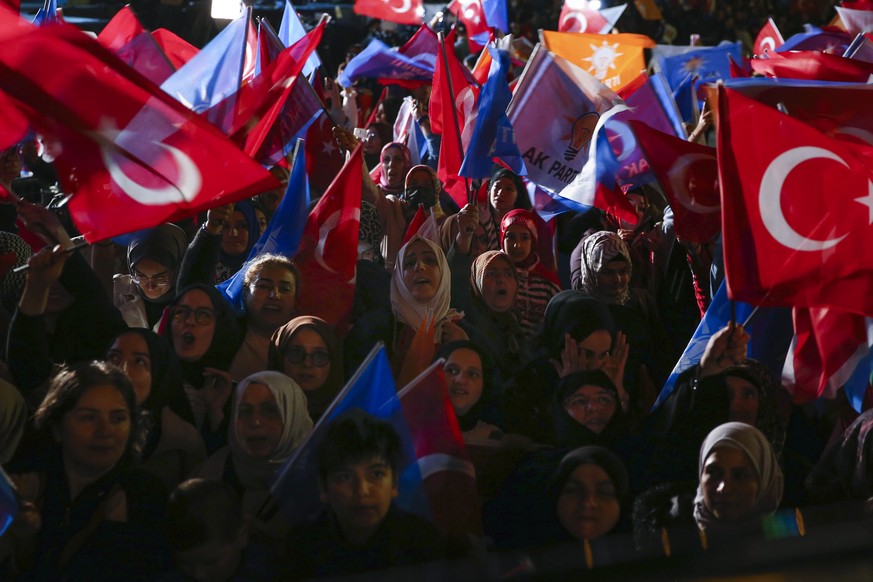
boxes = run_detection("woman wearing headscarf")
[194,371,312,543]
[105,328,206,490]
[500,209,562,339]
[161,284,242,454]
[572,230,675,414]
[549,370,629,450]
[370,142,411,197]
[806,408,873,505]
[269,316,345,422]
[501,291,628,445]
[439,340,502,441]
[113,223,188,329]
[344,236,467,384]
[457,250,529,390]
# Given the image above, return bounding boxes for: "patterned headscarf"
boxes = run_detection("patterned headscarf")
[0,232,32,312]
[572,231,632,305]
[499,209,538,249]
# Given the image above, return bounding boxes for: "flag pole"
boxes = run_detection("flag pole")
[436,29,474,206]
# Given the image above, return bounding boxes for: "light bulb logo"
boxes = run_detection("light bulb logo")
[564,112,599,162]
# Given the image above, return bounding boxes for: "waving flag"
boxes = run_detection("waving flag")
[776,25,852,54]
[541,30,654,92]
[784,306,873,404]
[97,6,175,85]
[339,39,433,88]
[459,46,525,178]
[508,44,623,196]
[152,28,199,69]
[0,13,279,242]
[653,282,793,409]
[844,32,873,63]
[631,121,719,243]
[718,87,873,316]
[304,111,345,193]
[751,50,873,82]
[836,7,873,39]
[482,0,509,33]
[255,17,284,75]
[160,11,256,118]
[660,42,741,98]
[218,141,310,312]
[448,0,490,42]
[32,0,60,25]
[754,17,785,56]
[279,0,321,77]
[293,146,362,333]
[354,0,424,25]
[559,0,609,33]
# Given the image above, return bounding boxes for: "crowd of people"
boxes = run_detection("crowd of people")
[0,0,870,579]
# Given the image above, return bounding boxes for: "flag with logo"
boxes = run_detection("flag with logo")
[508,44,623,196]
[541,30,654,92]
[448,0,490,45]
[218,141,310,312]
[631,121,719,243]
[293,146,362,333]
[0,13,279,242]
[718,87,873,316]
[659,42,741,99]
[97,6,175,85]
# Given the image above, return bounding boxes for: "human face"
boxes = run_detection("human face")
[106,332,152,406]
[363,128,382,155]
[570,330,612,371]
[283,328,331,393]
[254,208,267,238]
[564,385,617,434]
[320,457,398,545]
[175,534,245,582]
[701,446,760,522]
[221,210,250,256]
[556,464,621,541]
[236,383,283,459]
[726,376,760,426]
[246,265,297,334]
[131,257,174,300]
[170,289,216,362]
[381,147,406,189]
[480,257,517,312]
[401,240,441,303]
[57,384,131,479]
[502,224,533,264]
[595,260,630,299]
[489,177,519,214]
[444,348,484,416]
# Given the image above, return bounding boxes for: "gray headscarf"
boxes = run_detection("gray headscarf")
[571,231,632,305]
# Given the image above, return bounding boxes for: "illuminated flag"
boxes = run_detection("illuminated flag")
[541,30,654,92]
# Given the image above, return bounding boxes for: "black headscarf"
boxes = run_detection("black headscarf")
[538,291,616,360]
[437,340,496,432]
[551,445,629,506]
[126,223,188,325]
[550,370,628,448]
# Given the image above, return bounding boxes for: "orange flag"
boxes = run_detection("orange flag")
[540,30,654,92]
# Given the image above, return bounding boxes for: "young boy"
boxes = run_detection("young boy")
[283,409,443,579]
[162,479,279,582]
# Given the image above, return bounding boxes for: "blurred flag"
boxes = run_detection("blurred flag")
[844,32,873,62]
[32,0,60,25]
[97,6,175,85]
[482,0,509,33]
[448,0,490,45]
[835,6,873,38]
[754,17,785,57]
[255,17,284,75]
[152,28,199,69]
[354,0,424,26]
[541,30,654,92]
[279,0,321,77]
[0,468,18,539]
[776,25,852,54]
[751,49,873,82]
[558,0,609,33]
[218,141,310,312]
[339,38,434,88]
[659,42,741,98]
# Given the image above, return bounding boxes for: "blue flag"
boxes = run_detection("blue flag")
[777,25,852,55]
[459,47,526,178]
[32,0,59,26]
[0,467,18,538]
[482,0,509,33]
[161,12,251,117]
[660,42,741,105]
[217,141,310,313]
[338,39,434,87]
[269,345,425,525]
[653,281,793,410]
[279,0,321,77]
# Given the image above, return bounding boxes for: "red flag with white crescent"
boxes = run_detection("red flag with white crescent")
[718,87,873,316]
[448,0,490,39]
[559,0,608,33]
[354,0,424,26]
[293,146,362,335]
[753,17,784,57]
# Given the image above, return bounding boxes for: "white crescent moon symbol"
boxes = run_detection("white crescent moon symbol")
[607,120,637,162]
[761,36,776,53]
[759,146,849,251]
[389,0,411,13]
[666,153,721,214]
[102,142,203,206]
[560,12,588,33]
[833,126,873,146]
[314,208,360,280]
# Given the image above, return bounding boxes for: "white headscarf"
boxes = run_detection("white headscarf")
[693,422,783,535]
[390,236,459,332]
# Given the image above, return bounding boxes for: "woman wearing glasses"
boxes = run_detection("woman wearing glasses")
[162,284,242,454]
[114,223,188,330]
[269,316,344,422]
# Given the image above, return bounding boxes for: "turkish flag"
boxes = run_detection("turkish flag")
[559,0,608,33]
[304,111,345,194]
[753,17,785,57]
[152,29,199,70]
[751,50,873,82]
[631,121,720,243]
[97,6,175,85]
[448,0,490,39]
[354,0,424,26]
[398,362,482,537]
[293,146,362,335]
[718,87,873,316]
[784,306,873,403]
[0,12,279,242]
